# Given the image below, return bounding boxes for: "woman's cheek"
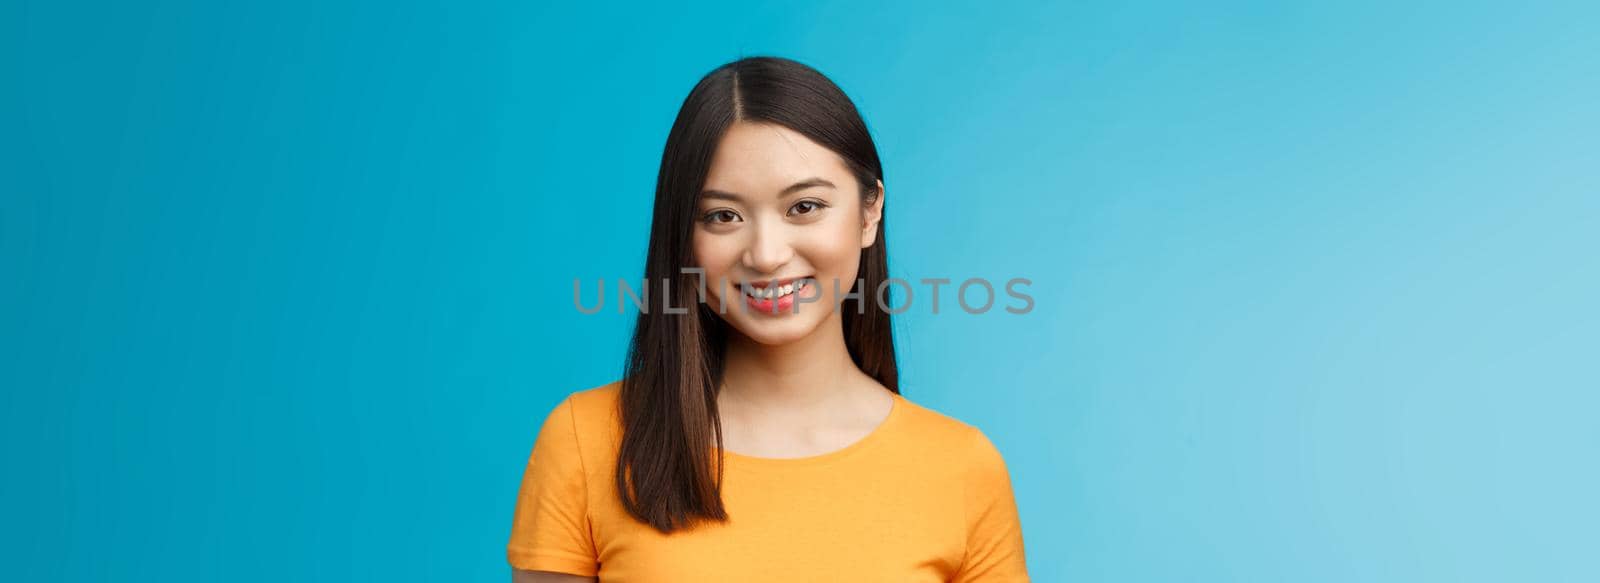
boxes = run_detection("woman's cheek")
[821,222,865,275]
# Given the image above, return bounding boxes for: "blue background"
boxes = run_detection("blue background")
[4,1,1596,581]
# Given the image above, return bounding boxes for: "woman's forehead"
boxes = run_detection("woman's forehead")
[703,122,851,195]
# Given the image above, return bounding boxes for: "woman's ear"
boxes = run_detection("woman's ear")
[860,179,885,248]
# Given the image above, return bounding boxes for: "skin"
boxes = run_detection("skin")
[692,121,892,459]
[513,121,889,582]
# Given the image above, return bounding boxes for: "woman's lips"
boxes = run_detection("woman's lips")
[743,278,813,314]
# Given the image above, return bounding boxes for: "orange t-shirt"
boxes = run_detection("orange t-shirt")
[507,380,1030,581]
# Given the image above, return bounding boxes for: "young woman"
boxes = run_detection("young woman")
[508,56,1028,582]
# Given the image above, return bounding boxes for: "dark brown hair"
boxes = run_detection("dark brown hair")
[615,56,898,533]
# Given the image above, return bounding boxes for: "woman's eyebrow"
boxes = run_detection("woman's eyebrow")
[700,177,836,201]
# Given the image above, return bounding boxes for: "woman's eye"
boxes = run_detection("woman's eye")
[702,210,739,224]
[790,200,827,216]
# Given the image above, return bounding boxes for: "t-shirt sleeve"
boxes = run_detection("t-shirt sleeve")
[507,395,600,576]
[953,426,1030,582]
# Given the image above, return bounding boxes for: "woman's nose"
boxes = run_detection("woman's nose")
[741,223,794,275]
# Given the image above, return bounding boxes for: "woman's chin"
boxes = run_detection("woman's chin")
[729,316,822,346]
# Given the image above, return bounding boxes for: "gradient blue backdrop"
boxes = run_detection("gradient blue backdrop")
[4,1,1596,581]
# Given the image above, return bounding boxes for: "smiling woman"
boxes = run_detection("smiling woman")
[507,56,1030,582]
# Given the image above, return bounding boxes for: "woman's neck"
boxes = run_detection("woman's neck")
[717,310,866,416]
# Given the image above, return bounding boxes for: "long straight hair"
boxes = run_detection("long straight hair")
[616,56,897,533]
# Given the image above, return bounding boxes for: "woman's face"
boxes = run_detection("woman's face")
[692,121,884,346]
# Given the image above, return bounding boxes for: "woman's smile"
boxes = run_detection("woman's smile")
[741,276,815,314]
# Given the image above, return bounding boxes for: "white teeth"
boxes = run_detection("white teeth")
[744,280,805,299]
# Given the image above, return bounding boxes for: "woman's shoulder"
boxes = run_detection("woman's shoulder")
[890,392,1005,458]
[892,395,1016,500]
[565,378,622,408]
[556,379,624,439]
